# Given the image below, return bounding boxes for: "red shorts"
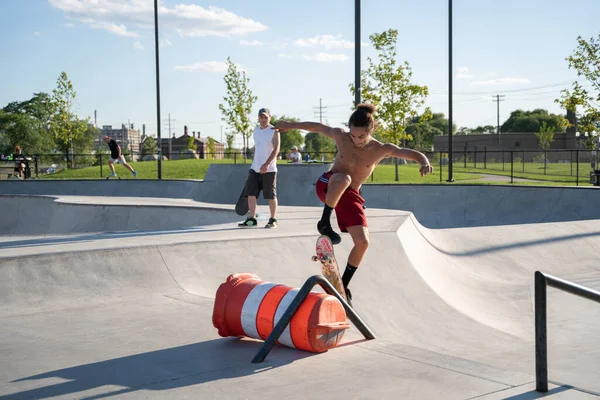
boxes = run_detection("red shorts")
[315,171,367,232]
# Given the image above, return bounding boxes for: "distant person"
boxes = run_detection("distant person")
[238,108,280,229]
[288,145,302,164]
[13,146,29,179]
[103,135,137,179]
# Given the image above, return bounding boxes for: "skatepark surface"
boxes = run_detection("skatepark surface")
[1,169,600,399]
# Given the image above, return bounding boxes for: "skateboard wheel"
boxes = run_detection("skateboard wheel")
[311,256,318,262]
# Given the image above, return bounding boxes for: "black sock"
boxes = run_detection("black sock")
[320,204,333,225]
[342,264,357,288]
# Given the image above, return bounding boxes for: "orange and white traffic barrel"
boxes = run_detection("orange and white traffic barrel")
[212,273,350,353]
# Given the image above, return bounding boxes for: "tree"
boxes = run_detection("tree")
[270,115,303,153]
[50,72,88,166]
[350,29,431,146]
[207,136,216,159]
[0,93,57,154]
[556,34,600,143]
[184,135,197,151]
[535,122,555,151]
[218,57,257,160]
[501,109,567,133]
[535,122,555,174]
[141,136,158,156]
[71,124,98,167]
[350,29,431,180]
[304,131,337,161]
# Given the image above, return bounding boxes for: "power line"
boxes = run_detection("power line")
[429,80,584,96]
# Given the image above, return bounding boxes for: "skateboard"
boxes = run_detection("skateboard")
[312,235,349,304]
[235,184,249,216]
[106,176,121,180]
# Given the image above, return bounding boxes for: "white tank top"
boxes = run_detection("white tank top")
[250,125,277,173]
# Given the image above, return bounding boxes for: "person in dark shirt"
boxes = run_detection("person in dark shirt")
[103,135,137,179]
[13,146,29,179]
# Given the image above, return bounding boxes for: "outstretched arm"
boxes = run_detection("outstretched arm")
[273,121,343,140]
[383,143,434,176]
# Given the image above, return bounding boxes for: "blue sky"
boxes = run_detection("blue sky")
[0,0,598,148]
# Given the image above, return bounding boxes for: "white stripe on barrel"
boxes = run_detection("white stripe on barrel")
[273,288,300,348]
[240,282,278,339]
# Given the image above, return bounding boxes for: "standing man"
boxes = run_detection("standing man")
[238,108,280,228]
[103,135,137,179]
[273,103,433,302]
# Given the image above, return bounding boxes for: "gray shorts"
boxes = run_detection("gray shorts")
[245,170,277,199]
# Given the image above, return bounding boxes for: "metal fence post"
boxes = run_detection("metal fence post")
[510,151,514,184]
[535,271,548,392]
[576,150,580,186]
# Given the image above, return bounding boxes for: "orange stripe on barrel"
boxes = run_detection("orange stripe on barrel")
[223,275,263,337]
[256,285,289,340]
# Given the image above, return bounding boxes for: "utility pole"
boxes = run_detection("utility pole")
[313,98,327,123]
[163,113,176,159]
[493,95,506,146]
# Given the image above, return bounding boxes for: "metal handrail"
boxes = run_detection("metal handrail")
[251,275,375,363]
[535,271,600,392]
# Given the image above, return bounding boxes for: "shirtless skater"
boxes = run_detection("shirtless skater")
[273,103,433,302]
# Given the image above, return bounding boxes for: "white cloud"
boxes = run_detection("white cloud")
[174,61,245,73]
[34,31,41,36]
[160,38,172,48]
[240,39,264,46]
[61,23,75,28]
[48,0,268,38]
[134,41,144,49]
[471,77,531,86]
[278,53,293,59]
[456,66,474,79]
[295,34,366,49]
[303,53,349,63]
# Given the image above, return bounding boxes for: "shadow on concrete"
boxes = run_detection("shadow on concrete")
[2,338,314,400]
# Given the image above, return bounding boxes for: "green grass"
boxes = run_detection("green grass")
[453,161,591,184]
[38,158,597,186]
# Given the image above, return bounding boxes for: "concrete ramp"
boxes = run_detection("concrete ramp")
[0,195,241,235]
[1,199,600,398]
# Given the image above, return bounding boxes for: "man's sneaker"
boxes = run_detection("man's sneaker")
[109,172,117,178]
[265,218,278,228]
[317,220,341,244]
[344,287,353,307]
[132,171,137,179]
[238,217,258,227]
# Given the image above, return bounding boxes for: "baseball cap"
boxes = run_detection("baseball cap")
[291,145,298,150]
[258,108,270,117]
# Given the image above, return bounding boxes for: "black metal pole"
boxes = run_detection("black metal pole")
[154,0,162,179]
[535,271,548,392]
[447,0,454,182]
[354,0,361,107]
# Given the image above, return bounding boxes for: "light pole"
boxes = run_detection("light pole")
[154,0,162,179]
[354,0,361,107]
[447,0,454,182]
